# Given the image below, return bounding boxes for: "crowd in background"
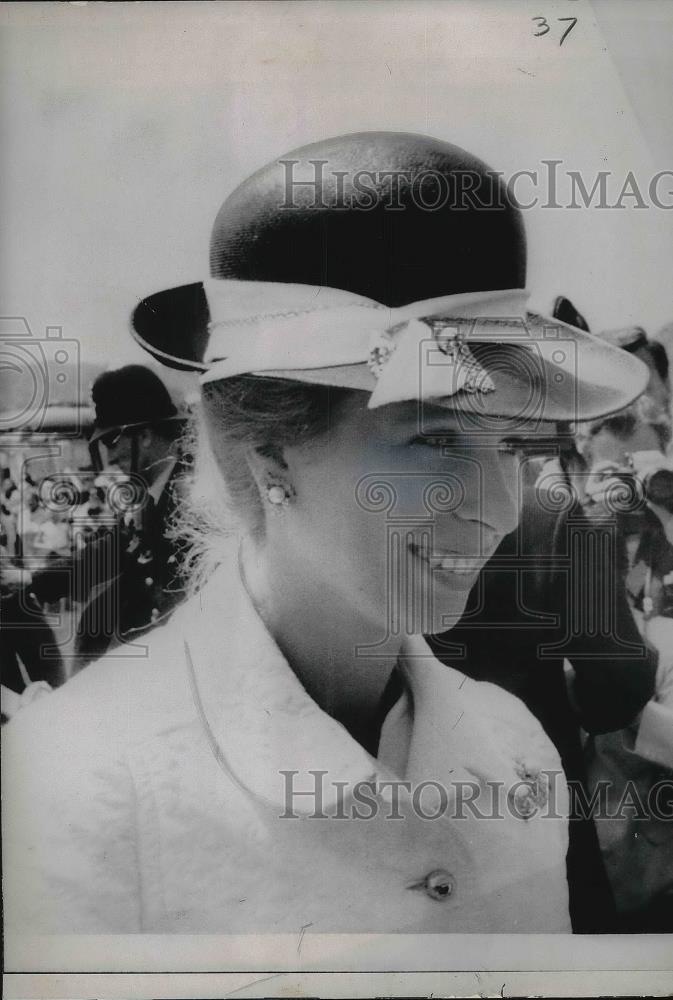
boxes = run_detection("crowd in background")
[1,365,192,694]
[2,314,673,690]
[574,327,673,631]
[1,466,120,567]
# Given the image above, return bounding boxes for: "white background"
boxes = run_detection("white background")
[2,0,672,371]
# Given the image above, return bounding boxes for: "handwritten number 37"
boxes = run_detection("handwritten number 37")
[533,16,578,46]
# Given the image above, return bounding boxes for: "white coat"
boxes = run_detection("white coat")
[3,545,571,934]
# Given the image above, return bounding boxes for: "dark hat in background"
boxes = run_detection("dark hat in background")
[643,466,673,515]
[599,325,670,409]
[599,326,649,353]
[552,296,590,333]
[89,365,179,443]
[131,131,649,422]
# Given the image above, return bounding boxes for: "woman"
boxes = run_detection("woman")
[3,132,648,934]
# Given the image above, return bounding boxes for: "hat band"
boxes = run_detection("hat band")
[201,278,530,409]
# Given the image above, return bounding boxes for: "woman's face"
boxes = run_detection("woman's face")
[269,393,537,638]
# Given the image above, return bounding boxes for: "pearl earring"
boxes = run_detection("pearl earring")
[265,482,293,507]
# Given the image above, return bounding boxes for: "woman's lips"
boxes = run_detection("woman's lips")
[408,542,486,577]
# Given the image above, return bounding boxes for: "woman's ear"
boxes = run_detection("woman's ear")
[245,442,295,509]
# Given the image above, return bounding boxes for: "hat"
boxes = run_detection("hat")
[89,365,179,444]
[643,466,673,513]
[132,131,648,424]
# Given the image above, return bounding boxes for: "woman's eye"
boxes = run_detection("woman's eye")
[502,436,561,457]
[498,439,524,455]
[411,435,536,456]
[411,434,460,448]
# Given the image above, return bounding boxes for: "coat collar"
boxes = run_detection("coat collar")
[179,537,559,814]
[181,539,389,811]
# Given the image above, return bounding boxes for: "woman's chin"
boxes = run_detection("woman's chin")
[429,592,471,635]
[384,588,471,639]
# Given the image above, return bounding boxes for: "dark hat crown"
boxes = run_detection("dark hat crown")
[209,131,526,308]
[91,365,177,430]
[132,132,527,368]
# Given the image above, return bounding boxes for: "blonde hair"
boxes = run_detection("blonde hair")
[173,375,355,590]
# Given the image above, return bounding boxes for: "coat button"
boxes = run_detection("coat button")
[423,869,455,901]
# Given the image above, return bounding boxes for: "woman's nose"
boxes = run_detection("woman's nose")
[456,449,521,539]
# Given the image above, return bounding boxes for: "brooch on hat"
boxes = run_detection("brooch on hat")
[368,318,496,396]
[368,322,405,377]
[430,319,496,395]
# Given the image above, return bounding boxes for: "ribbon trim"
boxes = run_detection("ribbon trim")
[200,278,531,405]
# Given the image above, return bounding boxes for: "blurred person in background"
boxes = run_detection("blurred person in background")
[583,452,673,931]
[599,325,670,421]
[1,471,64,713]
[1,465,19,558]
[555,327,673,931]
[656,319,673,420]
[32,508,71,559]
[581,398,673,625]
[3,365,190,676]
